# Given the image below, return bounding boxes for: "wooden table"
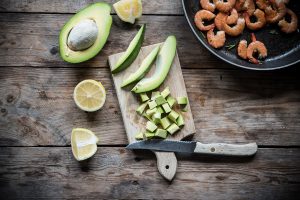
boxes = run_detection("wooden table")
[0,0,299,199]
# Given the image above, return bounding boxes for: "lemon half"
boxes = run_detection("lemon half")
[113,0,142,24]
[71,128,99,161]
[73,79,106,112]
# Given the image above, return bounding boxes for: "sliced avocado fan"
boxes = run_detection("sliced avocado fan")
[59,3,112,63]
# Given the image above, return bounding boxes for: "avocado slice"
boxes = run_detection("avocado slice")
[111,24,146,74]
[59,3,112,63]
[132,35,177,93]
[121,45,160,87]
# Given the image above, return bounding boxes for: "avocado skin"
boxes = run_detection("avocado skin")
[111,25,146,74]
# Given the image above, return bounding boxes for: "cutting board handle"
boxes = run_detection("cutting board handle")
[154,151,177,181]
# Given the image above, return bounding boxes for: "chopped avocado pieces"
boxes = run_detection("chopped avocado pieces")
[155,129,167,139]
[143,113,152,121]
[59,3,112,63]
[146,121,157,132]
[132,36,177,93]
[167,123,180,135]
[176,114,185,127]
[152,112,161,124]
[145,132,155,139]
[168,110,179,122]
[121,45,160,87]
[155,95,166,106]
[177,96,188,105]
[148,100,157,110]
[166,96,176,108]
[146,107,157,116]
[111,25,145,74]
[162,103,171,113]
[161,87,170,98]
[136,101,149,115]
[151,91,160,100]
[160,117,171,129]
[140,93,149,102]
[135,132,144,140]
[157,106,164,114]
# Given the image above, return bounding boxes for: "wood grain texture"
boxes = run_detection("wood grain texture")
[108,43,195,143]
[0,67,299,146]
[0,147,299,199]
[0,0,183,15]
[0,13,227,69]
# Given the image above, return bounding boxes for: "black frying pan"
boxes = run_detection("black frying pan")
[182,0,300,70]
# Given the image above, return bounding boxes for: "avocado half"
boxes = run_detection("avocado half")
[59,3,112,63]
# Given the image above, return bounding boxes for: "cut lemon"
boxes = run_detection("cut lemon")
[73,79,106,112]
[71,128,99,161]
[113,0,142,24]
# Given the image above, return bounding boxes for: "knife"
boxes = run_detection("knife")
[126,139,257,156]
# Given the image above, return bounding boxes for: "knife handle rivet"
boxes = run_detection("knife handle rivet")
[210,147,215,152]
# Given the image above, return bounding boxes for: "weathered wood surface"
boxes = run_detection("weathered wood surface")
[0,147,299,199]
[0,67,299,146]
[0,0,183,15]
[0,13,229,69]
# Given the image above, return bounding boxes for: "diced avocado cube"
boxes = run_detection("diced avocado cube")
[161,87,170,98]
[135,132,144,140]
[152,112,161,124]
[168,110,179,122]
[151,91,160,100]
[167,123,180,135]
[146,121,157,132]
[143,113,153,121]
[157,106,164,114]
[162,103,171,113]
[167,96,176,108]
[155,95,167,106]
[177,96,188,105]
[140,93,149,102]
[136,101,149,115]
[176,114,185,127]
[155,128,167,139]
[148,100,157,110]
[146,107,157,116]
[145,132,155,139]
[160,117,171,129]
[182,106,188,112]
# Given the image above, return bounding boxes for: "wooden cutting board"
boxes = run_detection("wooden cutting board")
[108,43,196,180]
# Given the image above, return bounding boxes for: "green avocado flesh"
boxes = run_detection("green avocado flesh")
[59,3,112,63]
[111,24,146,74]
[132,35,177,93]
[121,45,159,87]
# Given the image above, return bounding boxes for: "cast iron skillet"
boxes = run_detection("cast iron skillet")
[182,0,300,70]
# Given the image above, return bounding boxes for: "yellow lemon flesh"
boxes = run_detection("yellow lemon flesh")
[113,0,142,24]
[73,79,106,112]
[71,128,99,161]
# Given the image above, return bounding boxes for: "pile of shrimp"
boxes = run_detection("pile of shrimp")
[194,0,298,64]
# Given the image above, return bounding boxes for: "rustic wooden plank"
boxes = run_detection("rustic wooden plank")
[0,13,227,69]
[0,147,299,199]
[108,43,195,143]
[0,67,299,146]
[0,0,183,15]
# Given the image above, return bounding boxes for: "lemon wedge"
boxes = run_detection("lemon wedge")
[73,79,106,112]
[113,0,142,24]
[71,128,99,161]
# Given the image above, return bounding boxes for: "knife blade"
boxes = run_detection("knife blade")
[126,139,257,156]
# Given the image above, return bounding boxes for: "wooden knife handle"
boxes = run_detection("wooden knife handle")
[154,151,177,181]
[194,142,258,156]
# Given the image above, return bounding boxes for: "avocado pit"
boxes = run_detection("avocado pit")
[67,19,98,51]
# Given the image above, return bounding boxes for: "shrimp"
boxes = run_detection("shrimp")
[278,8,298,33]
[247,33,267,64]
[242,0,255,15]
[194,10,216,31]
[214,12,227,30]
[256,0,270,10]
[200,0,216,13]
[237,40,248,59]
[223,17,245,36]
[213,0,236,13]
[244,9,266,30]
[227,8,238,24]
[265,0,286,23]
[207,28,226,48]
[235,0,246,12]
